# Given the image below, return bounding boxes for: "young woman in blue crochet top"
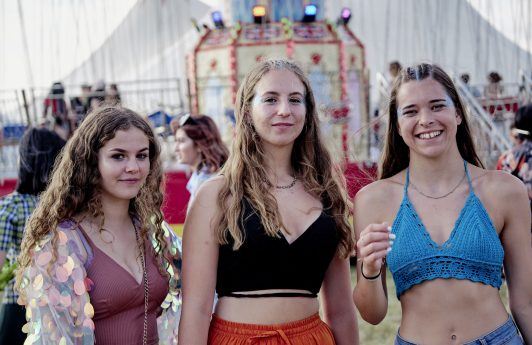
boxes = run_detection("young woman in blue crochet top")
[353,63,532,345]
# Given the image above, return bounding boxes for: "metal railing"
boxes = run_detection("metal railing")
[375,72,390,100]
[1,78,186,181]
[520,70,532,105]
[455,78,512,167]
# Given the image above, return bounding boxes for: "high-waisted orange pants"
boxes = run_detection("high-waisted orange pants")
[207,313,336,345]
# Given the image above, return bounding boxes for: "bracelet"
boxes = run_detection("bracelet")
[361,262,381,280]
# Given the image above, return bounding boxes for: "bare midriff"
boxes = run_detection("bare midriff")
[215,289,319,324]
[399,279,508,344]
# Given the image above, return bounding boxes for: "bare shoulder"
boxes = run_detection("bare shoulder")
[192,175,226,208]
[354,173,405,208]
[469,167,528,229]
[470,167,527,200]
[186,174,229,231]
[353,172,405,226]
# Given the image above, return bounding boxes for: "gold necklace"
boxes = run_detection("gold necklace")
[134,224,149,345]
[409,172,466,200]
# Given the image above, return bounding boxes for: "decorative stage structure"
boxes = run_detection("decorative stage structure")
[188,4,370,163]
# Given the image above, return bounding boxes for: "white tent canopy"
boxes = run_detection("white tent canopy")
[327,0,531,95]
[1,0,531,106]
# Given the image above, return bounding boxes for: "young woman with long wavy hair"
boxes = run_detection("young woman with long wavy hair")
[353,63,532,344]
[171,113,229,213]
[178,59,359,345]
[16,106,181,345]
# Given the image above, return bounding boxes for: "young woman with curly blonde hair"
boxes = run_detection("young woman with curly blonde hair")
[178,59,359,345]
[16,106,181,345]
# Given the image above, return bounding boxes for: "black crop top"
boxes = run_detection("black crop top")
[216,199,340,298]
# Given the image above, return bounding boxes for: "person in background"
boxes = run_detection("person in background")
[497,103,532,207]
[485,71,504,99]
[70,83,92,129]
[16,106,181,345]
[170,114,229,213]
[0,128,65,345]
[459,73,481,97]
[106,83,122,106]
[42,82,72,139]
[389,61,403,83]
[88,80,107,111]
[353,63,531,344]
[179,59,358,345]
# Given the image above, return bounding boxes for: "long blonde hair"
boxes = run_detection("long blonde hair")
[17,106,169,290]
[215,59,355,258]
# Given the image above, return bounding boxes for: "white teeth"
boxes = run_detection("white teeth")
[418,131,442,139]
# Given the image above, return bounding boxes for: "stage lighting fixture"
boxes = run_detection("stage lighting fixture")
[211,11,225,29]
[253,5,267,24]
[302,4,317,23]
[340,7,351,25]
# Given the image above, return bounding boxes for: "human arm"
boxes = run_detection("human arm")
[497,174,532,343]
[320,256,359,345]
[18,223,95,344]
[0,195,19,283]
[177,178,222,345]
[352,183,392,324]
[156,221,182,345]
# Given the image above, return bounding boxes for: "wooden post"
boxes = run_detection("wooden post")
[21,89,31,125]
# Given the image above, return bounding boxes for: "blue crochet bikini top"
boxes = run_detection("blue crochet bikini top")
[387,161,504,298]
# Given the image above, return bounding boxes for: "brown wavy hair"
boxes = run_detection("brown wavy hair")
[215,59,355,258]
[171,114,229,172]
[17,106,170,291]
[379,63,484,179]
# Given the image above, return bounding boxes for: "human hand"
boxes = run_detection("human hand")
[356,222,394,277]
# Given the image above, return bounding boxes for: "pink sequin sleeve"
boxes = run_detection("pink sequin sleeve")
[156,221,182,344]
[18,222,95,344]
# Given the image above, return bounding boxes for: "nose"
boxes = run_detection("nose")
[277,99,291,117]
[125,157,140,173]
[418,107,434,127]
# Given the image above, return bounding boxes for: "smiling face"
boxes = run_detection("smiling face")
[396,78,462,159]
[98,127,150,202]
[250,69,307,150]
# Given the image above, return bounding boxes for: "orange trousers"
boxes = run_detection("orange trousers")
[207,313,336,345]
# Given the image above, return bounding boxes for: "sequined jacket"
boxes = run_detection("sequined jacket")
[17,220,182,345]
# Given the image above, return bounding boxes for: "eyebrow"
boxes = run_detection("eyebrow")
[109,147,149,153]
[260,91,305,97]
[429,98,447,103]
[400,98,448,110]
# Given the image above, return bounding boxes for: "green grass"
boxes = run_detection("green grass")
[350,268,401,344]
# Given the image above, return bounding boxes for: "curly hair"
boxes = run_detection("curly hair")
[215,59,355,258]
[171,114,229,173]
[17,106,170,291]
[380,63,484,179]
